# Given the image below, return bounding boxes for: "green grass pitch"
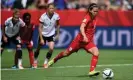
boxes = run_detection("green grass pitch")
[1,49,133,80]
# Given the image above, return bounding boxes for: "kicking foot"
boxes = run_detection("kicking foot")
[48,59,54,67]
[88,70,100,77]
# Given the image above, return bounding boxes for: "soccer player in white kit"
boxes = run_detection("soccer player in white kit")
[1,9,25,69]
[34,3,60,68]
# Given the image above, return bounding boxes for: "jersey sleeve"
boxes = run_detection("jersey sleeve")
[39,14,44,23]
[4,19,9,26]
[82,15,90,24]
[19,19,25,27]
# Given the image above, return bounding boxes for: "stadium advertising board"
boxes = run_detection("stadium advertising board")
[32,27,133,49]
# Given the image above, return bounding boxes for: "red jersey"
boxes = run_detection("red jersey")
[79,14,97,42]
[20,24,35,42]
[66,14,97,52]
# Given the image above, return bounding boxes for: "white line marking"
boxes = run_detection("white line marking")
[1,64,133,71]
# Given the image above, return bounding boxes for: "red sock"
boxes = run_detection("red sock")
[90,55,98,72]
[54,52,65,62]
[28,50,34,66]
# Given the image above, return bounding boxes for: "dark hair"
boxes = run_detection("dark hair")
[23,12,31,20]
[47,3,55,8]
[88,3,98,11]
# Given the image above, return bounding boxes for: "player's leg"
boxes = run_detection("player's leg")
[12,40,24,69]
[44,41,54,68]
[14,36,24,69]
[0,37,9,55]
[84,43,100,76]
[16,44,23,69]
[48,40,80,67]
[34,36,45,60]
[88,47,100,76]
[0,46,4,55]
[0,42,5,55]
[48,49,74,67]
[12,51,18,69]
[33,43,42,68]
[27,41,34,68]
[34,37,44,68]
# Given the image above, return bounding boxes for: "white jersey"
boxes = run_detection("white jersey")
[4,17,25,37]
[39,12,60,37]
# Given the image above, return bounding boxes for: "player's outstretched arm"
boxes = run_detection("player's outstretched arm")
[55,20,60,40]
[2,25,7,42]
[38,23,44,45]
[80,23,88,43]
[2,25,6,37]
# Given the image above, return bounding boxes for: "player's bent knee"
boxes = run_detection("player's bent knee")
[17,45,21,48]
[16,45,22,50]
[27,47,32,51]
[63,50,70,57]
[0,48,3,50]
[64,50,72,57]
[93,51,99,56]
[49,48,54,52]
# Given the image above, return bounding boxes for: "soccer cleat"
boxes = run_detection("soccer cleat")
[43,58,49,68]
[33,60,38,69]
[33,63,38,69]
[43,64,48,68]
[88,70,100,77]
[18,65,24,69]
[11,65,18,69]
[30,66,35,69]
[48,59,54,67]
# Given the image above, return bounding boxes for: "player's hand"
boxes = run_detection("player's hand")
[16,36,21,40]
[40,39,45,45]
[55,35,59,41]
[83,36,88,43]
[3,36,8,43]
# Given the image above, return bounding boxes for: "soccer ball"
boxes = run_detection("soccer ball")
[102,68,114,79]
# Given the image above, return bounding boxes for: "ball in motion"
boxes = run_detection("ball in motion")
[102,68,114,79]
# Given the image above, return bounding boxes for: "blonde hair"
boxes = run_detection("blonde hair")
[13,9,20,15]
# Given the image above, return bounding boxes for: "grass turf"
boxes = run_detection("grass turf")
[1,49,133,80]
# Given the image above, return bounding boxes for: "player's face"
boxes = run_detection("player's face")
[13,14,20,23]
[90,7,99,17]
[48,5,55,14]
[24,16,31,23]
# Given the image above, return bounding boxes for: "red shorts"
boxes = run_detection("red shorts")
[21,40,33,48]
[66,34,96,53]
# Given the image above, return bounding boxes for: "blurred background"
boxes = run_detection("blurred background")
[1,1,133,80]
[1,0,133,49]
[1,0,133,11]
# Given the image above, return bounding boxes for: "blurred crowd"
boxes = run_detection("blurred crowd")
[1,0,133,11]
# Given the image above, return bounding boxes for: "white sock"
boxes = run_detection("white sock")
[34,59,37,64]
[18,59,22,66]
[44,58,48,64]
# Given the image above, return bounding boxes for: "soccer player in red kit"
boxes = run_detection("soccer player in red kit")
[12,12,35,68]
[48,3,100,76]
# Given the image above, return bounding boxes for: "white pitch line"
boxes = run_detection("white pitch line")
[1,64,133,71]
